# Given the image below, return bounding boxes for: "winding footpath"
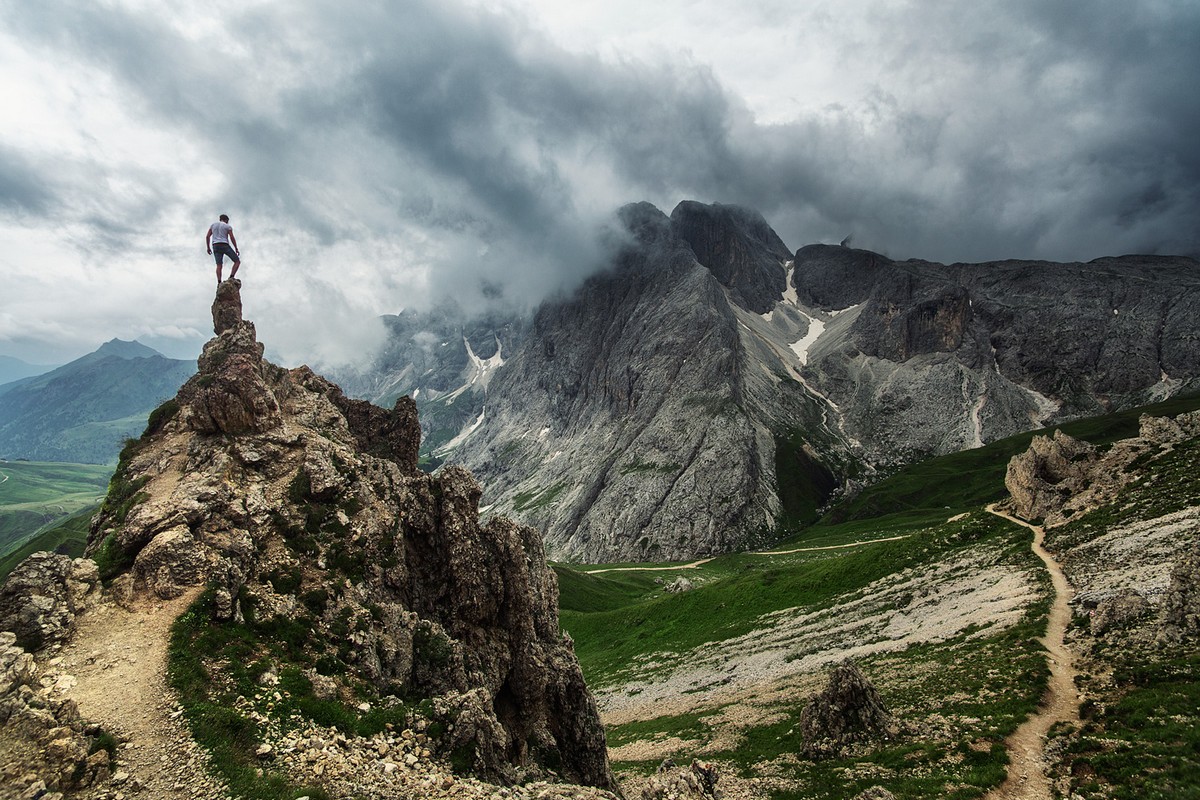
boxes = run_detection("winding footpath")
[984,504,1081,800]
[582,534,912,574]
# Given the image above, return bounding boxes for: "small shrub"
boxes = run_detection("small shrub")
[300,589,329,615]
[266,568,302,595]
[143,398,180,437]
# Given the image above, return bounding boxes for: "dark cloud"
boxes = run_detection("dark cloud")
[0,145,58,215]
[6,0,1199,328]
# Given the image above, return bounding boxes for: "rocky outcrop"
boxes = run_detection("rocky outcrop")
[1005,431,1099,522]
[0,632,110,798]
[799,659,895,758]
[72,279,616,791]
[0,553,100,652]
[1005,411,1200,526]
[211,277,243,334]
[1159,545,1200,644]
[641,759,720,800]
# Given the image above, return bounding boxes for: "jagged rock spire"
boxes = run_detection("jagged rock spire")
[211,278,243,334]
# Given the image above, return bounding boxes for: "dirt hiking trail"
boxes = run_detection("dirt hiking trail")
[984,504,1080,800]
[583,533,913,574]
[52,589,227,799]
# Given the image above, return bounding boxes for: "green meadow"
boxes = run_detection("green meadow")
[0,460,111,578]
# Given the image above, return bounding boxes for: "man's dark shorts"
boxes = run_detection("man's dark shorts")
[212,242,240,265]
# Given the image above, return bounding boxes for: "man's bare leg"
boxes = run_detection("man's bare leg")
[216,264,223,283]
[230,261,240,281]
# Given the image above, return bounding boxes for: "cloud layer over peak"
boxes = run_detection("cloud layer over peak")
[1,0,1197,364]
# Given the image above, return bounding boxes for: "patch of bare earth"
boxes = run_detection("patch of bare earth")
[41,589,227,799]
[598,546,1037,726]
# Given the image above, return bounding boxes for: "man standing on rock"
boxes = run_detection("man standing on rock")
[205,214,240,284]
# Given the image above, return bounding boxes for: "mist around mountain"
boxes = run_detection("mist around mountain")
[349,199,1200,563]
[0,339,196,464]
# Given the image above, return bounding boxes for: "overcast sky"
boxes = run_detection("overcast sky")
[1,0,1197,367]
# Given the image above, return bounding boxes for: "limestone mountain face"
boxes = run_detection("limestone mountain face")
[329,305,527,461]
[67,279,615,791]
[450,202,847,562]
[792,245,1200,461]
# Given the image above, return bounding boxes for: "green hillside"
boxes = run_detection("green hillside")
[0,340,194,464]
[823,391,1200,524]
[0,461,111,577]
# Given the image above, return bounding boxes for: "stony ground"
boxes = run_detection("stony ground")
[596,539,1036,727]
[34,592,620,800]
[41,589,228,800]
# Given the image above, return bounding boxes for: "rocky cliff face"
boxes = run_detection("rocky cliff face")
[329,305,527,461]
[793,245,1200,461]
[450,203,847,562]
[1,279,615,795]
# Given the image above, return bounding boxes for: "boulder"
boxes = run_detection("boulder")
[0,554,100,652]
[641,758,720,800]
[1005,430,1097,521]
[132,527,209,599]
[852,788,897,800]
[1159,545,1200,644]
[1091,589,1153,636]
[799,659,896,758]
[664,577,695,594]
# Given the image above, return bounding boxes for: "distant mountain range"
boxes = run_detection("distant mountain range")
[0,356,56,389]
[0,339,195,464]
[339,200,1200,562]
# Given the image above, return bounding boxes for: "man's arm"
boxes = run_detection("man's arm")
[229,231,238,255]
[205,227,213,254]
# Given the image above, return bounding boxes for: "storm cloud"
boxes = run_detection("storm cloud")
[1,0,1197,365]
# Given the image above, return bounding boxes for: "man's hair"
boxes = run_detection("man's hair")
[219,214,229,222]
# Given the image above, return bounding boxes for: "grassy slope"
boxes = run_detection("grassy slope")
[827,392,1200,524]
[557,393,1200,799]
[0,503,99,579]
[0,461,111,567]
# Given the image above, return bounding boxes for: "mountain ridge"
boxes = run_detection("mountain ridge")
[0,340,195,464]
[426,200,1197,561]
